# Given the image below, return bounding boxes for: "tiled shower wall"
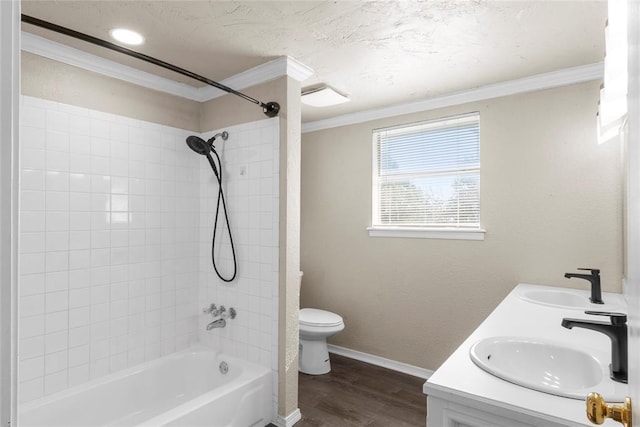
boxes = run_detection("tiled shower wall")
[198,118,280,411]
[18,96,201,403]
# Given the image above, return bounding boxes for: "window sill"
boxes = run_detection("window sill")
[367,227,486,241]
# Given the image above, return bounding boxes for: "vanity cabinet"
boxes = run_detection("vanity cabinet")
[427,395,572,427]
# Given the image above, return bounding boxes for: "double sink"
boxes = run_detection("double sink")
[469,287,628,401]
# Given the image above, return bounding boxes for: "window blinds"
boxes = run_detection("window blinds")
[372,113,480,228]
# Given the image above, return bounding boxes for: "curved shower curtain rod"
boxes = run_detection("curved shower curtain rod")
[21,14,281,118]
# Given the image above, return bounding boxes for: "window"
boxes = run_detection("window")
[370,113,483,240]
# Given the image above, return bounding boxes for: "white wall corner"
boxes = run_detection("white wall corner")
[273,408,302,427]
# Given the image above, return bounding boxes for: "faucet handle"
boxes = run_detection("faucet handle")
[578,268,600,275]
[203,303,217,314]
[585,311,627,325]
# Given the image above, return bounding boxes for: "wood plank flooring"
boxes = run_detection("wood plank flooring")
[296,354,427,426]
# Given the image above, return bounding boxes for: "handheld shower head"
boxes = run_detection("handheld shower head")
[186,135,212,155]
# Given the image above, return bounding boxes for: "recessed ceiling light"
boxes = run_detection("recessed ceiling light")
[301,86,350,107]
[109,28,145,46]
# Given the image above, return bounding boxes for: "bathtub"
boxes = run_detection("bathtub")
[19,346,272,427]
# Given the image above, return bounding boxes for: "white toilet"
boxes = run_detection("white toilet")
[299,307,345,375]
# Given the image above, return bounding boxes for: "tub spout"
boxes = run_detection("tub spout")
[206,318,226,330]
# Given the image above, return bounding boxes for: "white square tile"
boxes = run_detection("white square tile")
[68,345,90,368]
[22,149,46,170]
[69,115,91,137]
[45,350,68,375]
[91,175,111,193]
[46,131,69,152]
[69,288,91,309]
[21,212,45,233]
[91,194,110,212]
[21,105,46,129]
[91,137,111,157]
[20,273,45,297]
[91,156,110,175]
[20,253,45,275]
[21,191,45,211]
[91,212,110,230]
[20,356,44,381]
[69,307,91,329]
[45,311,68,335]
[69,134,90,154]
[45,251,68,272]
[19,314,44,340]
[69,173,91,193]
[45,212,69,232]
[46,151,69,172]
[45,330,68,354]
[111,160,129,177]
[20,335,45,361]
[69,231,90,250]
[21,233,45,254]
[69,194,91,213]
[21,169,45,191]
[21,126,46,150]
[44,370,68,395]
[68,326,90,348]
[69,269,90,289]
[46,110,69,133]
[68,364,89,387]
[91,230,110,249]
[45,231,68,252]
[91,249,110,268]
[45,171,69,192]
[45,192,69,211]
[19,376,44,404]
[45,291,68,313]
[45,271,68,293]
[69,154,91,174]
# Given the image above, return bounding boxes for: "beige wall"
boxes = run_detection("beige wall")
[300,81,623,371]
[21,53,201,131]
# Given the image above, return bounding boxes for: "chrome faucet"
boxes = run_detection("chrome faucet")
[207,318,226,330]
[203,303,237,330]
[561,311,627,383]
[564,268,603,304]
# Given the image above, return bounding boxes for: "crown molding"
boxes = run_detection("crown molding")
[302,62,604,133]
[21,32,204,101]
[196,56,314,101]
[21,32,313,103]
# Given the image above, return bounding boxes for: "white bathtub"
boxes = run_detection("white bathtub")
[19,346,272,427]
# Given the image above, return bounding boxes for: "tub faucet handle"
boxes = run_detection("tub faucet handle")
[203,303,217,314]
[228,307,236,319]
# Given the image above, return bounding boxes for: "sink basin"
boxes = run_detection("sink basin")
[519,289,589,308]
[470,337,608,400]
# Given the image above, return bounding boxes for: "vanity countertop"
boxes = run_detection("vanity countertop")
[423,283,627,426]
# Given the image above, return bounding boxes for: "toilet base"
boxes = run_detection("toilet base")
[299,338,331,375]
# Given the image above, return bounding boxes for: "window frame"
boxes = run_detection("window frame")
[369,112,485,240]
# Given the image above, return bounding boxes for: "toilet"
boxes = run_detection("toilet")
[299,307,345,375]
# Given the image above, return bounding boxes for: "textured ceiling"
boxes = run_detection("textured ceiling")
[21,1,607,123]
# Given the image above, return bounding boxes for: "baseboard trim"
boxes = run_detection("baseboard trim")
[273,408,302,427]
[328,344,433,379]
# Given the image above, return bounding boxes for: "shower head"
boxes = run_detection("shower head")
[186,135,212,155]
[185,132,228,155]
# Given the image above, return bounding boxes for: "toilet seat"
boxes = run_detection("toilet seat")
[300,308,343,327]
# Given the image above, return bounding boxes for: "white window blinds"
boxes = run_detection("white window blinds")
[372,113,480,229]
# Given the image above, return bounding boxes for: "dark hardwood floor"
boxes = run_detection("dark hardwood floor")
[296,354,427,426]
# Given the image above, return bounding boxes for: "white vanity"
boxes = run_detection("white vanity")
[424,284,627,427]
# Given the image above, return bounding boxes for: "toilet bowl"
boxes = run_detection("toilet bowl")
[299,308,345,375]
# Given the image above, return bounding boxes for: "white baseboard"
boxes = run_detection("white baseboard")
[273,408,302,427]
[328,344,433,379]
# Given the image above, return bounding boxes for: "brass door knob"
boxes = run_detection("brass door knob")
[586,392,632,426]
